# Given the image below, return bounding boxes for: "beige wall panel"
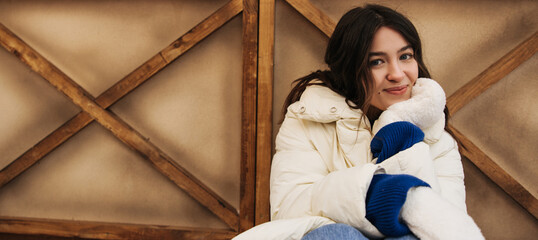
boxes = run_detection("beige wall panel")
[0,0,239,229]
[274,0,537,239]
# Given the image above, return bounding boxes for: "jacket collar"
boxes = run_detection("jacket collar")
[286,84,445,142]
[287,85,365,124]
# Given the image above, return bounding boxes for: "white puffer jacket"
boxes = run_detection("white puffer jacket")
[235,78,482,240]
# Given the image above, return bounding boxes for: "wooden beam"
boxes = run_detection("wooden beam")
[0,216,237,240]
[447,31,538,114]
[0,0,243,190]
[448,124,538,219]
[0,23,239,230]
[255,0,274,226]
[284,0,336,37]
[0,233,81,240]
[239,0,258,232]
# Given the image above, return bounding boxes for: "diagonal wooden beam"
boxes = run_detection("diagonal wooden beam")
[0,216,237,240]
[447,31,538,114]
[0,20,239,230]
[284,0,335,37]
[448,124,538,219]
[239,0,258,232]
[0,0,243,190]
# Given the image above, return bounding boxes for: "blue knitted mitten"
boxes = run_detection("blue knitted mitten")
[366,174,430,237]
[371,121,424,163]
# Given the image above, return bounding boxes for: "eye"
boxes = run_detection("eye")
[400,53,414,60]
[369,59,383,66]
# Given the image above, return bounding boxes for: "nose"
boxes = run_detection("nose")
[386,62,404,82]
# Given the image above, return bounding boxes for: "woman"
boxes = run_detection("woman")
[235,4,482,240]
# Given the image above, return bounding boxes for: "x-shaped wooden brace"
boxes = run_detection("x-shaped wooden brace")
[283,0,538,219]
[0,0,244,231]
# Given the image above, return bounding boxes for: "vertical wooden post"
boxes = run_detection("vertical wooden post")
[256,0,274,225]
[240,0,258,233]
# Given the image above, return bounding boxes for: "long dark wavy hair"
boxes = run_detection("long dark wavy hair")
[283,4,450,125]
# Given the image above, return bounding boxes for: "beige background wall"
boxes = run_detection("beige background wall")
[0,0,537,239]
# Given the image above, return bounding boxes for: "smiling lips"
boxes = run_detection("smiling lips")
[383,85,408,95]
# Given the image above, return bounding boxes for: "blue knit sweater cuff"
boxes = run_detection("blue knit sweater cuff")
[365,174,430,237]
[371,121,424,163]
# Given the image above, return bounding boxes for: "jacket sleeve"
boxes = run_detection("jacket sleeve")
[376,142,441,191]
[430,132,466,210]
[376,131,466,211]
[270,115,383,238]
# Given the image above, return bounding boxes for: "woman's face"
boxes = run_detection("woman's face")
[368,26,419,110]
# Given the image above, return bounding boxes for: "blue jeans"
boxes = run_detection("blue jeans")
[301,223,418,240]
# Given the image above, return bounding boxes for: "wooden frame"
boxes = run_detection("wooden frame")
[0,0,253,239]
[0,0,536,239]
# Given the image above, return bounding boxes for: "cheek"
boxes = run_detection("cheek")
[408,62,419,83]
[371,70,385,91]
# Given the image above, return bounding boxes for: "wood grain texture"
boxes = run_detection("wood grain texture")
[447,31,538,114]
[0,217,236,240]
[255,0,275,226]
[239,0,258,233]
[0,0,243,190]
[0,22,239,230]
[284,0,335,37]
[448,124,538,219]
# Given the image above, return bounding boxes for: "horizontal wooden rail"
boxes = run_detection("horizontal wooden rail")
[448,124,538,219]
[0,21,239,229]
[447,31,538,114]
[0,216,236,240]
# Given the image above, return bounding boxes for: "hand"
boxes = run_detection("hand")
[371,121,424,163]
[366,174,430,237]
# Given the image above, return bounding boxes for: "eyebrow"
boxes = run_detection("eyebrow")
[369,45,413,57]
